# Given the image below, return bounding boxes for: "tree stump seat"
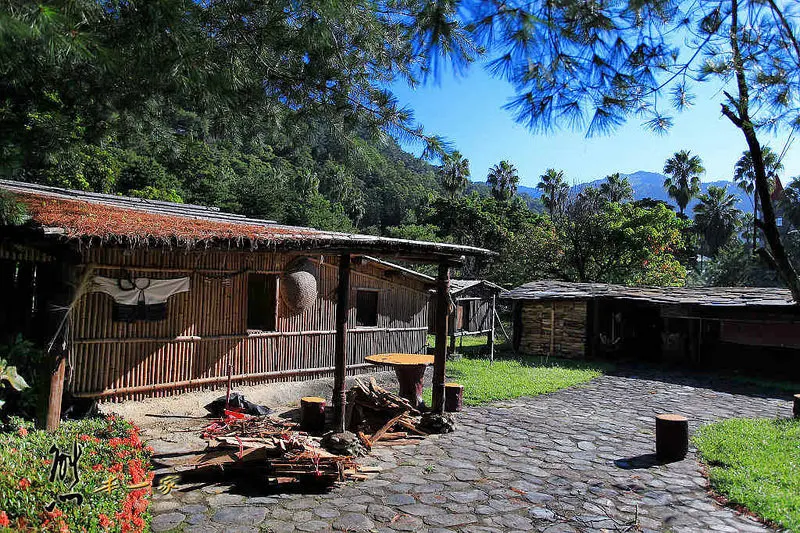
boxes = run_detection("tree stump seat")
[301,396,326,433]
[655,413,688,462]
[444,383,463,412]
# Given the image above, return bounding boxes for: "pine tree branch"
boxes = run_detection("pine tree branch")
[765,0,800,69]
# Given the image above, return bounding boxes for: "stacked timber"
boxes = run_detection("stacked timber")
[518,301,586,358]
[190,413,372,485]
[347,378,428,448]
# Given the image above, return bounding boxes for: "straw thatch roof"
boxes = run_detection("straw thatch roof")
[0,180,494,261]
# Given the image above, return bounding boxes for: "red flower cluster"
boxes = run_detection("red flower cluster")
[114,488,149,533]
[107,429,143,450]
[78,434,100,444]
[97,513,113,529]
[41,508,69,532]
[0,511,9,527]
[18,478,30,490]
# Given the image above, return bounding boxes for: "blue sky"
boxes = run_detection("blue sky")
[391,66,800,189]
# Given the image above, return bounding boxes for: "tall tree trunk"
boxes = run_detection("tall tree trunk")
[722,0,800,302]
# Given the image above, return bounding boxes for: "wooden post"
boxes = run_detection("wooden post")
[488,294,496,363]
[549,302,556,358]
[333,253,351,433]
[793,394,800,419]
[45,262,78,432]
[432,263,450,414]
[449,303,456,356]
[46,356,66,431]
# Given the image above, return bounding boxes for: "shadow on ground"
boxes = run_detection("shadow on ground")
[607,362,799,402]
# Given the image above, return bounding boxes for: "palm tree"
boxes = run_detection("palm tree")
[599,173,633,203]
[733,146,783,198]
[537,168,569,216]
[694,185,742,256]
[438,151,470,198]
[487,160,520,201]
[663,150,705,216]
[780,177,800,229]
[734,147,783,247]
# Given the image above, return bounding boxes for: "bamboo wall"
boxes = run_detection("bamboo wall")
[517,300,587,358]
[70,248,431,400]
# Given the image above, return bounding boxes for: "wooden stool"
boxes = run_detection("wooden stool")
[793,394,800,419]
[300,396,326,432]
[655,414,688,462]
[444,383,464,412]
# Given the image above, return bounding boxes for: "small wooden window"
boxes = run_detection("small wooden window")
[247,274,277,331]
[356,290,379,327]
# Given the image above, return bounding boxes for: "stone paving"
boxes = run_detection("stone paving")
[148,369,793,532]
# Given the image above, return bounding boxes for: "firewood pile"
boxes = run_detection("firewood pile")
[185,412,374,485]
[347,378,429,449]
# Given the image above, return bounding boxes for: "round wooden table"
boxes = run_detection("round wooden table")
[365,353,435,409]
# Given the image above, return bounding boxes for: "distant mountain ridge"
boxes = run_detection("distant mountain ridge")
[516,170,751,216]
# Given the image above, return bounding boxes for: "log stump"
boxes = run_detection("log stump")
[794,394,800,419]
[301,396,326,433]
[444,383,464,412]
[655,413,688,462]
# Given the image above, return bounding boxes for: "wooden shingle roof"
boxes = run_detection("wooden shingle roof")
[503,280,794,307]
[449,279,505,295]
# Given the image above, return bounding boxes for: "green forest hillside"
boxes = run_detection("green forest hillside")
[2,1,794,289]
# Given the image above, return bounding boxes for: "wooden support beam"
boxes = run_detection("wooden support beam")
[488,294,496,363]
[45,262,77,432]
[432,263,450,414]
[333,253,351,432]
[46,356,66,431]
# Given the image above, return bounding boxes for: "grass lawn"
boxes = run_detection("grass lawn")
[694,418,800,531]
[427,334,495,349]
[422,355,609,406]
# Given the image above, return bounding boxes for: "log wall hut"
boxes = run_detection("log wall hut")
[428,280,504,359]
[504,281,800,374]
[0,180,493,429]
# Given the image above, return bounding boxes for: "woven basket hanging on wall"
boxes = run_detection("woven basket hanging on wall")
[280,257,318,315]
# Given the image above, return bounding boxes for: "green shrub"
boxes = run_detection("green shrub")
[0,336,45,420]
[0,416,153,532]
[0,192,29,226]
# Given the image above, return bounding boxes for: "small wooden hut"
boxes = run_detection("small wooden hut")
[504,280,800,374]
[0,180,493,429]
[429,280,504,359]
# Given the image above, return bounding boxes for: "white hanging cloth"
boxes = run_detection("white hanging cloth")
[91,276,190,305]
[90,276,190,322]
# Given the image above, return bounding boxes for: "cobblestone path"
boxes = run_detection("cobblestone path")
[149,370,793,532]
